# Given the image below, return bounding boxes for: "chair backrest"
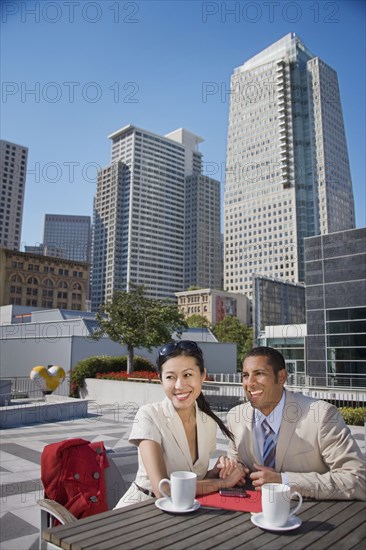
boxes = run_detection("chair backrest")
[104,450,128,509]
[41,438,125,519]
[39,442,131,549]
[41,439,129,511]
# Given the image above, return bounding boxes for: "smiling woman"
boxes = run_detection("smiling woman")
[114,340,246,508]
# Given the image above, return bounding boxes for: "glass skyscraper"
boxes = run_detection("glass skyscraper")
[305,228,366,387]
[224,33,355,298]
[43,214,92,263]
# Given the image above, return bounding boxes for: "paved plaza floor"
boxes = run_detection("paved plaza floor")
[0,404,364,550]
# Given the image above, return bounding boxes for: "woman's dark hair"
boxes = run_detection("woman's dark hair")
[157,341,234,442]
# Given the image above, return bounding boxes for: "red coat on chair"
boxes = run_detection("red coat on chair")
[41,438,109,519]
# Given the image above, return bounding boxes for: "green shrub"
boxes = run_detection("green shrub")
[339,407,366,426]
[70,355,156,397]
[132,356,156,372]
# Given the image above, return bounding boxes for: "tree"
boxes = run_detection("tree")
[186,314,210,329]
[213,316,253,371]
[93,284,188,374]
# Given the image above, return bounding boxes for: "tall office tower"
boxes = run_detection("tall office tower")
[224,33,355,298]
[43,214,92,263]
[0,139,28,250]
[185,174,221,290]
[91,125,221,310]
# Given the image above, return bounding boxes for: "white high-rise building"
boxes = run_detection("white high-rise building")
[91,125,221,310]
[224,33,355,298]
[0,140,28,250]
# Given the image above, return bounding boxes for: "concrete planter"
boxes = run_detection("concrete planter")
[0,394,89,429]
[82,378,165,407]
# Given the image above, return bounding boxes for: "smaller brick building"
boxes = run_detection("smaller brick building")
[175,288,251,326]
[0,248,90,311]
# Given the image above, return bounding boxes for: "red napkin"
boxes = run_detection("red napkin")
[197,491,262,513]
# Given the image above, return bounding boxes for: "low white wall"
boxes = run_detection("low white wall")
[82,378,165,407]
[81,379,243,418]
[0,332,237,380]
[0,395,89,429]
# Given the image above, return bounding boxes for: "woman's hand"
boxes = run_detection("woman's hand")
[215,456,248,484]
[223,461,247,487]
[199,459,248,495]
[214,456,236,478]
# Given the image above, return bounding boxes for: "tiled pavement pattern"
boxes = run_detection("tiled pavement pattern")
[0,403,364,550]
[0,403,229,550]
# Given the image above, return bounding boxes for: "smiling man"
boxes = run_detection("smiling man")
[227,347,366,500]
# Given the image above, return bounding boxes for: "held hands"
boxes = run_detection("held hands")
[250,463,282,489]
[215,456,248,485]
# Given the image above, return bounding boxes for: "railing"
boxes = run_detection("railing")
[203,380,366,410]
[209,373,366,390]
[1,376,365,410]
[0,376,70,400]
[210,373,316,386]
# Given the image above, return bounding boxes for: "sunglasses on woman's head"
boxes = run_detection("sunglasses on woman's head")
[158,340,203,359]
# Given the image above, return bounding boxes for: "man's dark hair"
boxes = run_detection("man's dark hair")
[244,346,286,377]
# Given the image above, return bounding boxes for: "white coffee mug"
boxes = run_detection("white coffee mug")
[158,471,197,510]
[261,483,302,527]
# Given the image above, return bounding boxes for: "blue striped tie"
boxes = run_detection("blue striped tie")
[262,419,276,469]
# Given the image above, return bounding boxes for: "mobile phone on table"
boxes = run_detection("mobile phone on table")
[219,487,247,498]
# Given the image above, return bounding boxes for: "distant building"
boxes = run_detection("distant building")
[24,245,44,255]
[256,227,366,388]
[253,275,305,345]
[0,139,28,250]
[175,288,251,326]
[258,324,306,385]
[184,174,221,290]
[0,248,90,310]
[42,214,91,263]
[305,227,366,387]
[91,125,221,309]
[224,33,355,298]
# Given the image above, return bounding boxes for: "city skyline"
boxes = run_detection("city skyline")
[1,1,365,250]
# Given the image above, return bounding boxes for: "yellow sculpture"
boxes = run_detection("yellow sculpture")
[30,365,66,394]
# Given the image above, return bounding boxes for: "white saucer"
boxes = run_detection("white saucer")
[251,513,302,531]
[155,497,200,514]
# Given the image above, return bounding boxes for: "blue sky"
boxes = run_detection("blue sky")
[1,0,365,248]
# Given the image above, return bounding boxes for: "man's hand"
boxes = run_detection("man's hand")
[215,456,249,482]
[250,463,281,488]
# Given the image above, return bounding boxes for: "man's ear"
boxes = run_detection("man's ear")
[279,369,287,385]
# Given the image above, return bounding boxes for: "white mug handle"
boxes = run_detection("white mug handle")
[158,478,171,498]
[290,491,303,516]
